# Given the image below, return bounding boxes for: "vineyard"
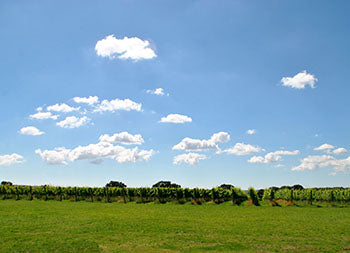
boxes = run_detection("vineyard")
[1,184,349,205]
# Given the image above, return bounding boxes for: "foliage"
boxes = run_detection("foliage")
[106,181,127,188]
[248,187,260,206]
[152,181,181,188]
[218,184,234,190]
[0,185,348,205]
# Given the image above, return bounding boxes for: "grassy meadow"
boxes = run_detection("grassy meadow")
[0,200,349,252]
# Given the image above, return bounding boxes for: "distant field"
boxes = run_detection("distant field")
[0,200,349,252]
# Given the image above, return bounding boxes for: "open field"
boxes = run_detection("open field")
[0,200,349,252]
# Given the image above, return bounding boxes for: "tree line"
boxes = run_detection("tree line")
[0,181,349,205]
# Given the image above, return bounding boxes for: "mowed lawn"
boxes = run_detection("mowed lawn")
[0,200,349,252]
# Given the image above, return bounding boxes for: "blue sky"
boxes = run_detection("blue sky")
[1,0,350,189]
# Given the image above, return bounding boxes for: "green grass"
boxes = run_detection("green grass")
[0,200,349,252]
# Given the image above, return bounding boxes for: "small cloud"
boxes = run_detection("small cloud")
[47,103,80,113]
[19,126,45,136]
[0,153,24,166]
[173,153,207,165]
[95,35,157,61]
[246,129,256,135]
[281,70,317,89]
[159,114,192,124]
[314,143,335,151]
[30,111,58,120]
[223,143,263,156]
[172,132,229,152]
[146,88,169,96]
[99,132,144,145]
[248,150,300,164]
[56,116,90,129]
[94,98,142,113]
[73,96,99,105]
[333,148,347,155]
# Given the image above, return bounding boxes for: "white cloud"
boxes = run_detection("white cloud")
[223,143,263,156]
[246,129,256,135]
[35,148,71,165]
[173,137,217,151]
[56,116,90,129]
[19,126,44,136]
[281,70,317,89]
[30,111,58,120]
[73,96,99,105]
[95,35,157,61]
[173,132,230,151]
[160,114,192,124]
[314,143,335,151]
[173,153,207,165]
[209,132,230,143]
[47,103,80,113]
[292,155,350,174]
[94,98,142,112]
[36,141,154,165]
[99,132,144,145]
[274,164,285,168]
[333,148,347,155]
[0,153,24,166]
[146,88,168,96]
[248,150,300,163]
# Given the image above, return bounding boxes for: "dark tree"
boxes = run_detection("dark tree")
[152,181,181,188]
[219,184,235,190]
[292,184,304,190]
[1,181,13,186]
[257,189,264,201]
[106,181,127,188]
[280,185,292,190]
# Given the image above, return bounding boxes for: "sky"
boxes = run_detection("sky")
[1,0,350,189]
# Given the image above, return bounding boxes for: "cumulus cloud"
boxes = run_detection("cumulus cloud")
[35,148,70,165]
[94,98,142,113]
[223,143,262,156]
[209,132,230,143]
[292,155,350,174]
[36,142,154,165]
[146,88,168,96]
[30,111,58,120]
[246,129,256,135]
[47,103,80,113]
[173,153,207,165]
[248,150,300,164]
[333,148,347,155]
[19,126,45,136]
[95,35,157,61]
[281,70,317,89]
[172,132,230,152]
[160,114,192,124]
[99,132,144,145]
[173,137,217,151]
[56,116,90,129]
[0,153,24,166]
[73,96,99,105]
[314,143,335,151]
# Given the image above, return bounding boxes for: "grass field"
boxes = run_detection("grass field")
[0,200,349,252]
